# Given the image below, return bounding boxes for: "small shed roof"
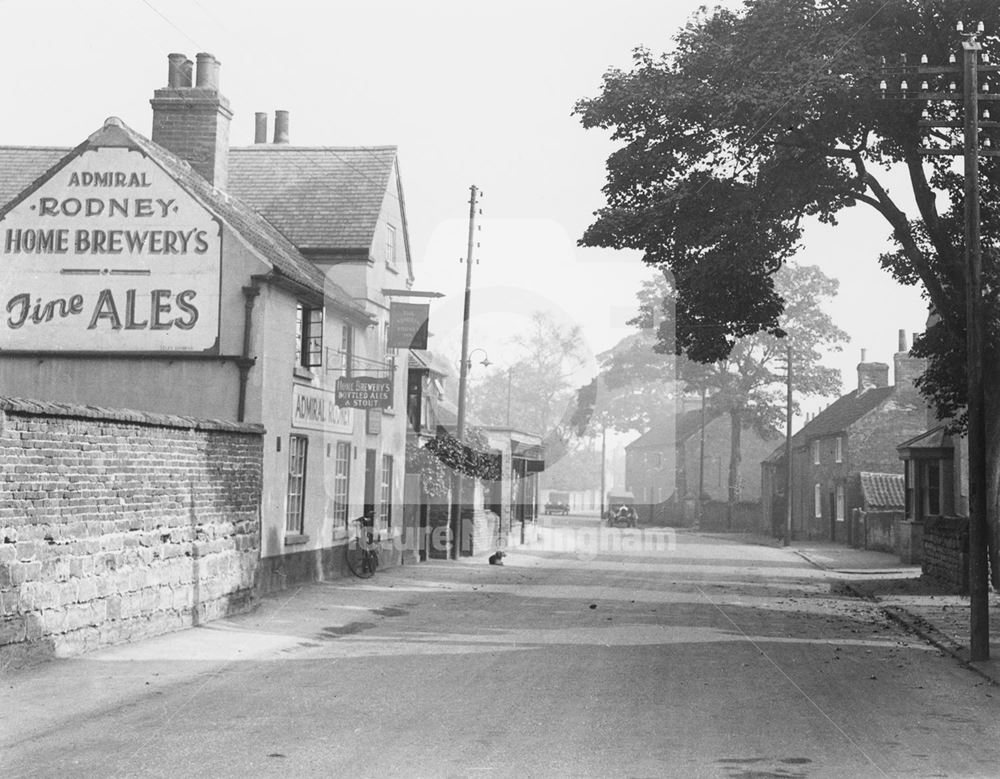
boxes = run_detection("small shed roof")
[859,472,905,510]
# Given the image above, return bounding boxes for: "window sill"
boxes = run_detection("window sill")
[293,366,315,381]
[284,533,310,547]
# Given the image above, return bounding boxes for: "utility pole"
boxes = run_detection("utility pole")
[697,382,707,530]
[600,424,607,520]
[784,341,793,547]
[879,22,998,660]
[453,184,479,560]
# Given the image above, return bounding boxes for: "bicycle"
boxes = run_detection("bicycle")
[345,515,379,578]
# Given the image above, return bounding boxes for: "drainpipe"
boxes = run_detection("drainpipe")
[237,285,260,422]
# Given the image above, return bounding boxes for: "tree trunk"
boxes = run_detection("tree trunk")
[727,408,743,529]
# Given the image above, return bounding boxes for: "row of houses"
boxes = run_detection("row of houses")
[0,51,543,661]
[623,330,964,566]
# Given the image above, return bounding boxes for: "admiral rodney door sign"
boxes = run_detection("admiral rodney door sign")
[0,144,222,352]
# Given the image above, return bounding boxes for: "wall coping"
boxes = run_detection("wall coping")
[0,396,265,435]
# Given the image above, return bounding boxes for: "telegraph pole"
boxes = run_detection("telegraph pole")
[784,341,793,547]
[452,185,479,560]
[879,22,997,659]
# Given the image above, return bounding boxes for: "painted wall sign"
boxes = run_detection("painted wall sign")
[291,383,354,433]
[0,146,222,352]
[335,375,393,409]
[388,302,429,349]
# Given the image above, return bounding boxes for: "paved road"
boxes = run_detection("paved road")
[4,520,1000,778]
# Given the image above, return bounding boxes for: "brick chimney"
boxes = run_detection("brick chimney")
[857,348,889,393]
[893,329,926,394]
[150,52,233,188]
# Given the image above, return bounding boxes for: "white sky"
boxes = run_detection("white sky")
[0,0,929,420]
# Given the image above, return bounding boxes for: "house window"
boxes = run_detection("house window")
[924,460,941,516]
[835,484,845,521]
[380,454,394,527]
[295,305,323,368]
[835,437,843,464]
[905,460,917,519]
[812,440,820,465]
[285,435,308,533]
[341,325,354,378]
[333,441,351,525]
[814,483,822,518]
[385,224,397,268]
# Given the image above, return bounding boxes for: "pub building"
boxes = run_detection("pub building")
[0,53,417,590]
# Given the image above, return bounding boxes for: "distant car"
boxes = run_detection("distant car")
[605,491,638,527]
[544,501,570,515]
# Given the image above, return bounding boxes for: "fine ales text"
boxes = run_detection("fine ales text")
[5,288,199,331]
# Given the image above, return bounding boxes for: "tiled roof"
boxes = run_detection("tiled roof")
[227,146,396,252]
[626,407,721,450]
[859,471,905,510]
[0,122,368,321]
[764,385,897,463]
[0,146,67,206]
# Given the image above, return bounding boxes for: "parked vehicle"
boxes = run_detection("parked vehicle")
[605,491,638,527]
[544,491,570,515]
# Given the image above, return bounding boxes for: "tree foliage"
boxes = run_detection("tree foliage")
[576,0,1000,429]
[597,264,846,504]
[467,311,588,482]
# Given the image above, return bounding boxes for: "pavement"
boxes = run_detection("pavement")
[774,537,1000,685]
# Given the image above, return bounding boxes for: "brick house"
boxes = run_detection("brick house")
[0,52,417,592]
[625,405,779,522]
[761,331,928,542]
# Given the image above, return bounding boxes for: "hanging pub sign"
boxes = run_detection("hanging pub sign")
[335,375,393,409]
[0,145,223,353]
[388,302,429,350]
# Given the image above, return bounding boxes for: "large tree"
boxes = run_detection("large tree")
[576,0,1000,577]
[600,264,845,511]
[467,310,588,482]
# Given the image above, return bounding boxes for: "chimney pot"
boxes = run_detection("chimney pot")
[898,329,907,352]
[254,112,268,144]
[860,348,867,362]
[195,52,220,90]
[181,59,194,87]
[167,53,187,88]
[274,110,290,144]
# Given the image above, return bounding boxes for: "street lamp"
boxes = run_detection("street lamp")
[465,348,492,371]
[879,22,997,661]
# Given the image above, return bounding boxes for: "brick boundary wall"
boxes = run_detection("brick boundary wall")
[921,515,969,593]
[0,397,264,667]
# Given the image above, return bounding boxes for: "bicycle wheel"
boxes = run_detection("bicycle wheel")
[345,536,375,578]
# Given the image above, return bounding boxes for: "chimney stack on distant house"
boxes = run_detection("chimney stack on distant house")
[893,329,927,394]
[857,347,889,393]
[254,112,268,144]
[273,110,290,144]
[150,52,233,188]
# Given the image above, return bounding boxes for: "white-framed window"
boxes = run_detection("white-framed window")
[385,224,397,268]
[295,304,323,368]
[286,435,308,533]
[812,440,820,465]
[835,484,845,521]
[814,483,822,518]
[835,436,843,464]
[380,454,394,527]
[333,441,351,526]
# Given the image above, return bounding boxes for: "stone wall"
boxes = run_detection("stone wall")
[0,397,263,666]
[921,515,969,593]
